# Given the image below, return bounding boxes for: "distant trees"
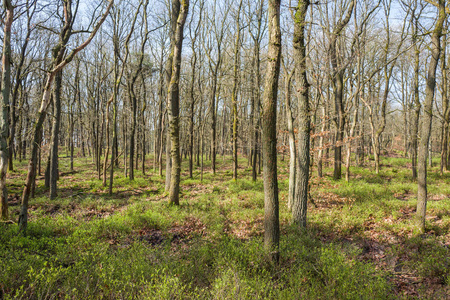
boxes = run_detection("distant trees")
[19,0,114,232]
[0,0,447,237]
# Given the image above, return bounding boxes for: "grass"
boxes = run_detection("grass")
[0,153,449,299]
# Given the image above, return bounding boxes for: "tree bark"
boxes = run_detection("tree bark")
[263,0,281,261]
[292,0,310,228]
[283,67,295,211]
[416,0,445,233]
[231,0,242,181]
[0,0,13,220]
[168,0,189,205]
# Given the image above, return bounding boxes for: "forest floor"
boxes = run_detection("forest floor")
[1,153,449,299]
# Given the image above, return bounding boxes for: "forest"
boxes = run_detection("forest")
[0,0,449,298]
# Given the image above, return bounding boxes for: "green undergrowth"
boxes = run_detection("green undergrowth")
[1,154,449,299]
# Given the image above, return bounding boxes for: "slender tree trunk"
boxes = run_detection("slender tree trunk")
[292,0,310,228]
[168,0,189,205]
[231,0,242,181]
[440,31,448,175]
[411,9,421,180]
[263,0,281,261]
[330,0,355,180]
[416,0,445,233]
[49,71,62,199]
[283,68,295,211]
[0,0,13,220]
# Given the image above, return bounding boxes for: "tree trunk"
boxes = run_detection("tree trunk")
[263,0,281,261]
[416,0,445,233]
[284,68,295,211]
[292,0,310,228]
[168,0,189,205]
[49,71,62,199]
[231,0,242,181]
[0,0,13,220]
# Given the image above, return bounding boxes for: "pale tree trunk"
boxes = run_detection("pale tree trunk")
[0,0,13,220]
[168,0,189,205]
[283,66,295,211]
[317,104,326,177]
[416,0,445,233]
[292,0,310,228]
[263,0,281,261]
